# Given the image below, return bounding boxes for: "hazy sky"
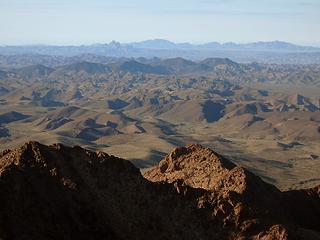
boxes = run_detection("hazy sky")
[0,0,319,46]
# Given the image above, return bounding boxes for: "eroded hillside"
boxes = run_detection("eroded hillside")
[0,57,319,189]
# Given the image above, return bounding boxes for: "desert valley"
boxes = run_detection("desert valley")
[0,54,319,191]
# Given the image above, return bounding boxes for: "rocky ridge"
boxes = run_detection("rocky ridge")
[0,142,319,240]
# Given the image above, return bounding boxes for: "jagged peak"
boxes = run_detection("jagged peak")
[0,141,46,169]
[164,144,235,167]
[144,143,281,198]
[145,144,238,190]
[0,141,137,178]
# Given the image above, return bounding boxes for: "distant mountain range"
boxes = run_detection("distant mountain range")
[128,39,320,51]
[1,39,320,64]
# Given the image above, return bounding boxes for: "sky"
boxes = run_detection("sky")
[0,0,319,46]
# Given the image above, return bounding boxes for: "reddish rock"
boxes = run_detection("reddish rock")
[145,144,320,240]
[0,142,319,240]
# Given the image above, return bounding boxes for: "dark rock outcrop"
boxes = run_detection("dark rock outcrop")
[145,144,320,240]
[0,142,319,240]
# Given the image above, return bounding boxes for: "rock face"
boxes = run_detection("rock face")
[0,142,319,240]
[145,144,320,240]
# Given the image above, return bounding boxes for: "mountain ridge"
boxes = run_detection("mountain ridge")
[0,141,319,239]
[1,40,320,64]
[2,40,319,51]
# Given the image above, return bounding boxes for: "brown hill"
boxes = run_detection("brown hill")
[0,142,319,240]
[145,144,320,239]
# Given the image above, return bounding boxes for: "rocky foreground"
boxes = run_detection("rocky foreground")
[0,142,319,240]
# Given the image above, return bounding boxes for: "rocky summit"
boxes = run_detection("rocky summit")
[0,142,319,240]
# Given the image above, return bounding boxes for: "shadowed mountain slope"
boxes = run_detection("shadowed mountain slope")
[0,111,30,124]
[0,142,210,240]
[0,142,319,240]
[145,144,320,239]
